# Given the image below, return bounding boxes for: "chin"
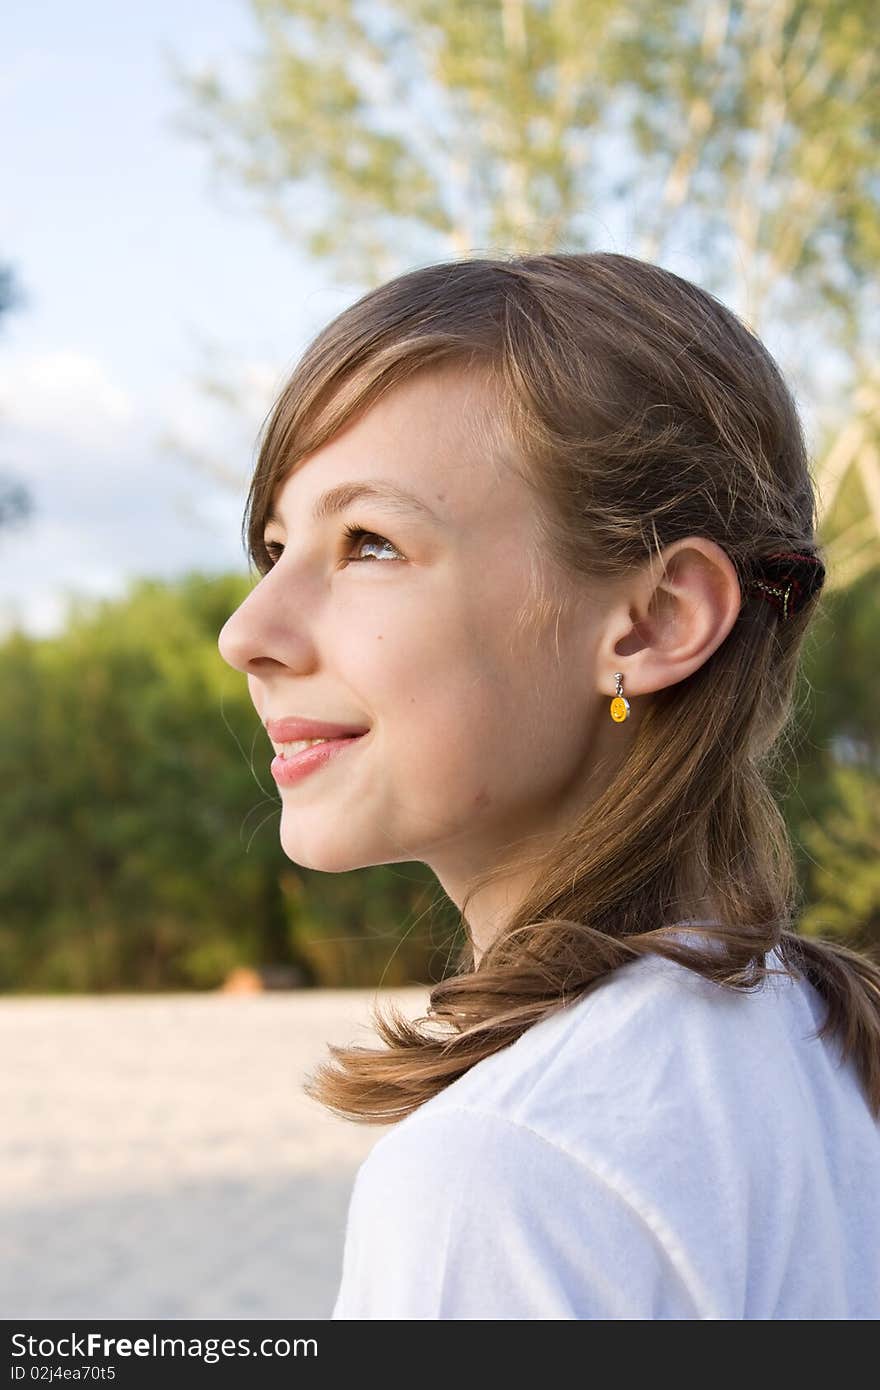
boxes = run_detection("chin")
[278,822,376,875]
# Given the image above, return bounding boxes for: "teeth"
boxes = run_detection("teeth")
[278,737,333,757]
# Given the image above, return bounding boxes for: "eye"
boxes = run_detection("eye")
[260,524,404,570]
[339,523,404,564]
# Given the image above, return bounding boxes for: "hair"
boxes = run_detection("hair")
[240,251,880,1125]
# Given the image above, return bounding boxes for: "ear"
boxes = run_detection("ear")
[600,539,742,697]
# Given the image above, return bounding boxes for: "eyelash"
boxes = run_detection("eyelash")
[262,522,403,570]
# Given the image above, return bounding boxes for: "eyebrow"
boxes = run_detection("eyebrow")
[265,479,443,531]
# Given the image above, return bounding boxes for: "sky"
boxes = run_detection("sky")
[1,0,370,638]
[3,1,851,642]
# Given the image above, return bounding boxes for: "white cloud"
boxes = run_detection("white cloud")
[0,512,133,640]
[0,359,251,640]
[160,354,283,446]
[0,347,281,641]
[0,349,135,450]
[154,352,285,492]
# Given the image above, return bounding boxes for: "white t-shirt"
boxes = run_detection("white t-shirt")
[331,928,880,1319]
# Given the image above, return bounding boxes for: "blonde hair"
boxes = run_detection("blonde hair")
[240,252,880,1124]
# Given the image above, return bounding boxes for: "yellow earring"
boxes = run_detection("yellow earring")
[609,671,630,722]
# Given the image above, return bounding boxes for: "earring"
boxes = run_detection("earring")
[609,671,630,723]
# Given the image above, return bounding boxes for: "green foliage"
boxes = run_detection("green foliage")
[167,0,638,281]
[0,572,463,992]
[776,569,880,950]
[169,0,880,341]
[798,763,880,947]
[0,567,874,989]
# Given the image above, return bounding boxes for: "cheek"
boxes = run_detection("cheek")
[339,569,577,789]
[338,588,461,702]
[378,647,542,808]
[393,618,584,811]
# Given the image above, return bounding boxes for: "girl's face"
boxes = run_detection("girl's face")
[218,368,621,926]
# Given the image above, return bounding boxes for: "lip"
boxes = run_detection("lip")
[265,716,370,745]
[270,732,368,787]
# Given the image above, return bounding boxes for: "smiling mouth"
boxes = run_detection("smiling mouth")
[273,734,362,758]
[270,731,368,785]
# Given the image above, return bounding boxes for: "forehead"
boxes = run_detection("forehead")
[267,367,520,526]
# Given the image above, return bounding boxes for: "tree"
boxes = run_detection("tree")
[0,261,33,533]
[0,573,458,991]
[168,0,880,587]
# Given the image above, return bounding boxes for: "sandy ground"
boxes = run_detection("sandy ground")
[0,987,431,1320]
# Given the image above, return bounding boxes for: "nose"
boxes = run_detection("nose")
[217,599,252,673]
[217,573,312,676]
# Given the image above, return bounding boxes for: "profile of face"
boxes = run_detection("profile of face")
[217,366,737,947]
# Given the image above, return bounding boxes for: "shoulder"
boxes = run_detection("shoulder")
[424,946,823,1142]
[333,951,880,1319]
[334,1104,709,1319]
[405,949,796,1142]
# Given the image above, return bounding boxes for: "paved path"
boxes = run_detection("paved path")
[0,988,430,1320]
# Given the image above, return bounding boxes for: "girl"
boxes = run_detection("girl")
[218,253,880,1319]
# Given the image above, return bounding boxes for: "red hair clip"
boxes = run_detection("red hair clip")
[746,550,825,620]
